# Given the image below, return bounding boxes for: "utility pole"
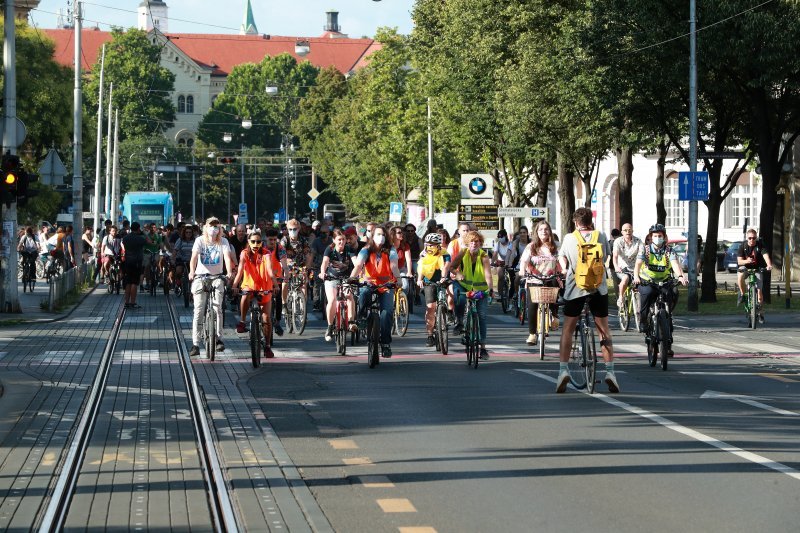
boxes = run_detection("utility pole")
[72,1,84,269]
[427,97,434,220]
[191,153,196,223]
[110,109,120,224]
[686,0,699,311]
[92,44,105,235]
[104,83,113,217]
[2,0,20,312]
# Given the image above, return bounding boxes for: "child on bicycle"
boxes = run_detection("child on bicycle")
[416,232,451,347]
[233,230,275,358]
[450,230,494,360]
[319,229,357,342]
[518,220,562,345]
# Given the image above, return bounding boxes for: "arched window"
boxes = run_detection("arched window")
[186,95,194,114]
[178,138,186,146]
[177,95,185,113]
[187,138,195,148]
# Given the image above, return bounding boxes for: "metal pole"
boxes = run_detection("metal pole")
[110,109,120,224]
[104,83,113,217]
[253,165,257,223]
[191,153,196,223]
[92,44,105,234]
[176,170,180,209]
[227,164,231,227]
[72,1,84,269]
[687,0,699,311]
[2,0,20,312]
[427,97,434,220]
[201,174,205,221]
[240,142,245,205]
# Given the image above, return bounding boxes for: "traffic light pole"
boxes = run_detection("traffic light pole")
[72,2,84,270]
[2,0,20,312]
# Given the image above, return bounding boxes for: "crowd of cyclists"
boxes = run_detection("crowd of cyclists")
[16,206,774,393]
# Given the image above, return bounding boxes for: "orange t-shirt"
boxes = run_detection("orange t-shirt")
[239,249,273,294]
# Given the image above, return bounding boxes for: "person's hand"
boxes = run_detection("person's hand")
[417,279,424,289]
[633,275,641,285]
[615,268,622,274]
[188,272,194,281]
[767,265,773,271]
[679,275,688,287]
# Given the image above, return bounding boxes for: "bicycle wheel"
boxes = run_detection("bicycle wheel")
[436,304,449,355]
[518,290,527,325]
[367,312,380,368]
[659,311,671,371]
[538,305,548,360]
[205,301,217,361]
[182,275,190,308]
[647,312,658,367]
[500,273,510,313]
[163,269,171,295]
[468,311,480,369]
[749,283,758,330]
[568,325,588,389]
[585,326,597,393]
[250,309,261,368]
[336,303,347,356]
[632,291,642,333]
[395,290,409,337]
[618,290,630,332]
[292,291,307,335]
[36,259,45,279]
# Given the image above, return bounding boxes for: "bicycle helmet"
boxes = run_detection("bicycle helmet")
[424,232,442,245]
[648,223,666,234]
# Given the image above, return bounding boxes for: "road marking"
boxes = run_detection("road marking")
[763,373,798,383]
[399,528,437,533]
[516,369,800,481]
[357,475,395,488]
[377,498,417,513]
[329,439,359,450]
[343,457,374,466]
[700,390,798,416]
[41,452,57,466]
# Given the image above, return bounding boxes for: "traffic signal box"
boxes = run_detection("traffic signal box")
[1,152,36,207]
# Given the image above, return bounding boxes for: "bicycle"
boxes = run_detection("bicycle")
[463,290,489,369]
[392,275,413,337]
[742,267,767,329]
[492,263,514,314]
[285,266,308,335]
[617,270,641,332]
[424,279,451,355]
[640,278,679,371]
[563,298,598,393]
[44,250,62,282]
[105,255,122,294]
[513,274,528,325]
[195,273,227,361]
[161,251,173,295]
[20,250,37,293]
[330,277,358,356]
[358,281,396,369]
[144,251,159,296]
[527,275,562,361]
[241,289,272,368]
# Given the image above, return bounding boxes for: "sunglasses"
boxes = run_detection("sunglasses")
[250,240,262,244]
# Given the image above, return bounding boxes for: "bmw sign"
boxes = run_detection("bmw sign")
[460,173,494,203]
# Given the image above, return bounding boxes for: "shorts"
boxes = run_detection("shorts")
[423,285,438,304]
[122,261,143,286]
[563,291,608,318]
[738,268,763,290]
[242,288,272,304]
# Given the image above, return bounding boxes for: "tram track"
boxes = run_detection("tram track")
[36,297,240,532]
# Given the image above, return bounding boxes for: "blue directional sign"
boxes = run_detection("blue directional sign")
[678,171,709,201]
[278,207,287,222]
[389,201,403,222]
[309,199,319,209]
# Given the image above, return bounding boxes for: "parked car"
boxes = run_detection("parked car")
[723,241,743,272]
[671,239,728,272]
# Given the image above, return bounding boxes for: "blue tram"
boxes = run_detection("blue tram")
[122,192,174,226]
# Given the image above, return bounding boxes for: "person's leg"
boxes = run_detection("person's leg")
[325,281,337,326]
[529,300,539,335]
[737,270,746,298]
[358,286,370,319]
[240,292,250,323]
[191,279,206,346]
[477,296,488,346]
[638,284,655,331]
[593,316,614,362]
[211,279,226,340]
[617,275,629,307]
[282,279,289,304]
[261,299,272,340]
[378,289,394,345]
[558,316,580,362]
[756,271,764,306]
[423,285,436,335]
[452,284,466,329]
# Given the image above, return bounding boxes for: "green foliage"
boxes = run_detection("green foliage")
[84,29,176,141]
[17,182,64,226]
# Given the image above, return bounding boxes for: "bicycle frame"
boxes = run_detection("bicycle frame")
[196,274,227,361]
[743,268,765,329]
[463,291,486,369]
[641,278,678,370]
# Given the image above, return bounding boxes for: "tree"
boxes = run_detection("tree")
[84,28,176,142]
[17,183,63,227]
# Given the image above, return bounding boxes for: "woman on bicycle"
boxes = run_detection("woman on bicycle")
[319,229,357,342]
[171,225,195,291]
[417,232,451,347]
[506,226,530,305]
[391,225,413,304]
[233,230,275,358]
[263,228,287,336]
[100,226,121,282]
[350,226,402,358]
[450,230,494,360]
[633,224,688,345]
[519,220,562,345]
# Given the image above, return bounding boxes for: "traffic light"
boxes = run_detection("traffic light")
[1,152,20,208]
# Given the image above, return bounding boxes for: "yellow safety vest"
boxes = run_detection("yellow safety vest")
[459,249,488,292]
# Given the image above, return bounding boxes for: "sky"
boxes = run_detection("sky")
[31,0,416,38]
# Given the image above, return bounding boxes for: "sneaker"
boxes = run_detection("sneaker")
[526,334,538,345]
[605,371,620,393]
[479,348,489,360]
[555,370,571,393]
[453,323,463,335]
[264,346,275,358]
[274,323,284,336]
[550,317,560,330]
[236,321,247,334]
[737,293,743,306]
[215,340,225,352]
[426,335,436,347]
[189,345,200,357]
[758,313,765,324]
[324,325,334,342]
[381,344,392,358]
[348,321,358,333]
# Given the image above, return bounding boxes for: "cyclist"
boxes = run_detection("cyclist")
[633,223,688,350]
[171,225,196,290]
[519,220,562,345]
[281,218,313,313]
[188,217,235,357]
[416,232,451,347]
[142,223,163,290]
[100,225,121,282]
[233,230,275,358]
[230,224,248,265]
[506,225,531,298]
[17,226,39,281]
[450,230,494,360]
[319,228,357,341]
[556,208,618,393]
[391,225,413,306]
[492,229,512,298]
[736,229,773,323]
[263,228,287,336]
[613,222,645,326]
[350,225,402,358]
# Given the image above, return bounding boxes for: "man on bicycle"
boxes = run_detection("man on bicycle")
[188,217,235,357]
[233,230,275,358]
[556,208,619,393]
[450,230,494,360]
[264,228,287,336]
[736,228,773,323]
[613,223,645,326]
[417,233,451,347]
[281,218,313,312]
[100,225,122,282]
[633,223,688,349]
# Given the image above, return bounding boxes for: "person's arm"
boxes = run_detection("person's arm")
[188,244,199,280]
[441,256,451,280]
[633,257,643,284]
[763,251,773,270]
[737,246,751,266]
[232,252,245,288]
[403,247,411,274]
[389,248,402,281]
[450,248,467,272]
[613,242,622,272]
[223,244,235,282]
[670,255,688,286]
[350,250,365,279]
[319,254,330,280]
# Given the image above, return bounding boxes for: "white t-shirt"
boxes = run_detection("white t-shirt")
[192,237,231,276]
[558,230,611,300]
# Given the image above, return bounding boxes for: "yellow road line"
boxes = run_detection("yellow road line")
[329,439,359,450]
[377,498,417,513]
[398,528,437,533]
[342,457,373,466]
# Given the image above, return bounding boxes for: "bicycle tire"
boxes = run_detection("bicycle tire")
[36,259,45,279]
[163,269,170,295]
[538,305,548,360]
[618,290,630,332]
[518,289,527,325]
[467,311,480,369]
[250,308,261,368]
[464,312,474,367]
[336,302,347,356]
[292,291,307,335]
[367,312,380,368]
[749,283,758,330]
[395,290,409,337]
[499,272,510,313]
[647,311,658,367]
[568,325,588,389]
[659,311,671,371]
[632,291,642,333]
[205,300,216,362]
[585,325,597,393]
[436,304,449,355]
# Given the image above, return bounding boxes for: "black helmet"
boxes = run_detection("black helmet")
[648,223,666,234]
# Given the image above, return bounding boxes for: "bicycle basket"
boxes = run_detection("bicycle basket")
[528,286,560,304]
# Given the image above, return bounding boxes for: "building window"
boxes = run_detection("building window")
[727,182,760,229]
[186,95,194,114]
[178,138,186,146]
[187,138,194,148]
[664,176,686,228]
[177,95,185,113]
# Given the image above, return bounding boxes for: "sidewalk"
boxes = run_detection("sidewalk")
[0,280,94,324]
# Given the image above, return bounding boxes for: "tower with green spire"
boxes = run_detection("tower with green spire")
[239,0,258,35]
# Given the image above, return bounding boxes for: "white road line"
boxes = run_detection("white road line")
[515,369,800,482]
[700,390,799,417]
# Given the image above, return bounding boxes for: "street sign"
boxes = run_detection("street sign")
[0,118,27,148]
[238,203,248,225]
[273,212,280,225]
[38,148,67,186]
[458,204,500,231]
[389,202,403,222]
[308,187,320,200]
[497,207,548,219]
[699,151,745,160]
[460,173,494,204]
[309,199,319,209]
[678,171,709,201]
[278,208,286,222]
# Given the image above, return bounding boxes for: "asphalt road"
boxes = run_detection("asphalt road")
[249,299,800,533]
